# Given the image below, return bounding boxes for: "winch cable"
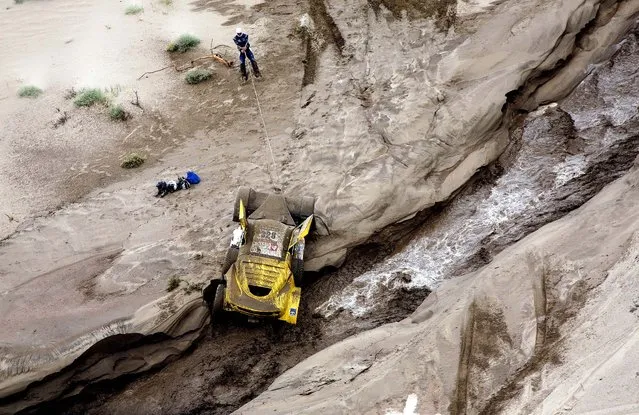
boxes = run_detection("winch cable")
[250,76,281,192]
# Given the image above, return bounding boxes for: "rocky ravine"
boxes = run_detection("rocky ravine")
[240,26,639,414]
[318,30,639,321]
[3,0,639,413]
[239,141,639,415]
[241,2,639,412]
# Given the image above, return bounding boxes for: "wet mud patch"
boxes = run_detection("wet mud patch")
[475,258,595,415]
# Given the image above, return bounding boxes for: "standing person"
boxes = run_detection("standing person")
[233,28,261,81]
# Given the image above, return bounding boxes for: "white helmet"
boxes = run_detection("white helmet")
[236,27,243,34]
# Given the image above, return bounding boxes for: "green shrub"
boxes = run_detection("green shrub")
[109,104,130,121]
[125,4,143,14]
[74,88,108,107]
[18,85,42,98]
[120,153,145,168]
[166,34,200,53]
[167,276,181,292]
[185,68,212,84]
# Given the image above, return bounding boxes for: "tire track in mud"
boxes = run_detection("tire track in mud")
[474,258,596,415]
[451,301,475,415]
[302,0,345,86]
[450,300,513,415]
[450,252,606,415]
[449,248,593,415]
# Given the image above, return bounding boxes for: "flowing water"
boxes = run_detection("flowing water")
[318,37,639,317]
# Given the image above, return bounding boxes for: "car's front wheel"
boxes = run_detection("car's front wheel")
[202,280,217,303]
[223,246,239,274]
[210,283,226,323]
[292,258,304,286]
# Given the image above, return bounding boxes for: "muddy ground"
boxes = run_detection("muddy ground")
[0,0,326,409]
[40,28,639,413]
[16,239,411,415]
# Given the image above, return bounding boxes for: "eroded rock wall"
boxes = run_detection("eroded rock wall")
[297,0,639,269]
[238,10,639,412]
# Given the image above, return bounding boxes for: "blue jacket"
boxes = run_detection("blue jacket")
[233,33,250,49]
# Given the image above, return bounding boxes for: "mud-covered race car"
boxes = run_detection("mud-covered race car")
[202,187,314,325]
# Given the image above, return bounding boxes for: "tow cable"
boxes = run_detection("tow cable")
[250,77,282,192]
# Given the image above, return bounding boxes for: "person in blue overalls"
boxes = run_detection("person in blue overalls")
[233,27,261,81]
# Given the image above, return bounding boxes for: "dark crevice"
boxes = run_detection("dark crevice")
[308,0,345,51]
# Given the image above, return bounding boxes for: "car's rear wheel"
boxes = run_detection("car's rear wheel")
[232,186,269,222]
[267,319,286,341]
[287,196,315,225]
[209,283,226,324]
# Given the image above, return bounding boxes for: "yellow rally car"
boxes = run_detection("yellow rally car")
[202,187,314,325]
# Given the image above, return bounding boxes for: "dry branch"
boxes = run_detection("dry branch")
[130,91,142,109]
[137,53,233,80]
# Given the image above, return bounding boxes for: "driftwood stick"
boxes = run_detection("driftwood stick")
[137,65,174,80]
